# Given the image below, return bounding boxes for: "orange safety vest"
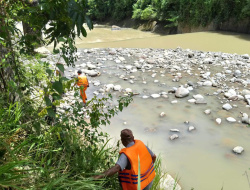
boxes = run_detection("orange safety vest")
[118,140,156,190]
[77,75,88,87]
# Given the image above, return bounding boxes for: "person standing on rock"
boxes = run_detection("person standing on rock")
[93,129,156,190]
[74,70,89,104]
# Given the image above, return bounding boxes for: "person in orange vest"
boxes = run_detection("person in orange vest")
[74,70,89,104]
[93,129,156,190]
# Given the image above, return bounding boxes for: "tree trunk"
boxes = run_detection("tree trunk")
[22,0,42,50]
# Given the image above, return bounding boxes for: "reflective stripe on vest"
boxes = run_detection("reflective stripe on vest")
[118,140,156,190]
[77,75,88,87]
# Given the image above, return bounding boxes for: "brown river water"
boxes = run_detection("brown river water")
[49,25,250,190]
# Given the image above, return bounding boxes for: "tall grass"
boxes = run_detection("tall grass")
[152,155,168,190]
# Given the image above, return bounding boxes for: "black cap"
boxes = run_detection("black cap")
[77,70,82,74]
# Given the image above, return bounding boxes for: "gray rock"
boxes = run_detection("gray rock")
[160,112,166,117]
[175,86,189,98]
[224,89,237,98]
[193,94,204,100]
[171,100,178,104]
[242,113,250,124]
[188,126,195,131]
[188,99,196,103]
[170,129,179,132]
[114,85,122,91]
[203,81,213,86]
[233,70,241,78]
[87,63,97,70]
[204,109,211,115]
[222,103,232,111]
[151,94,161,99]
[226,117,236,122]
[195,99,207,104]
[216,118,222,124]
[233,146,244,154]
[169,134,179,140]
[125,88,132,93]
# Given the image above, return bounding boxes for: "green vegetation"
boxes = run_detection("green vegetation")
[0,0,133,189]
[86,0,250,29]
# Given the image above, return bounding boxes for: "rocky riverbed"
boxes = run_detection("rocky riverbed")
[38,47,250,189]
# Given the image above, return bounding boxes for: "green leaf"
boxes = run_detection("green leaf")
[47,108,55,118]
[46,68,53,76]
[45,96,52,106]
[52,81,63,94]
[85,15,93,30]
[58,37,66,42]
[61,77,69,81]
[53,49,60,54]
[52,93,62,100]
[56,63,64,73]
[118,103,123,111]
[81,26,87,37]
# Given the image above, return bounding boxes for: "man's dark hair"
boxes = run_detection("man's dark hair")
[121,129,134,142]
[77,70,82,74]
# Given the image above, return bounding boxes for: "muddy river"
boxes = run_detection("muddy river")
[48,25,250,190]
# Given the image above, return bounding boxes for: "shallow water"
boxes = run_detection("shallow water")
[72,25,250,55]
[55,26,250,190]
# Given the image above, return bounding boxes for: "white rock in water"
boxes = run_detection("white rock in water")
[93,91,99,96]
[123,122,127,125]
[118,57,126,61]
[129,80,134,84]
[203,81,213,86]
[93,82,100,86]
[227,117,236,122]
[222,103,232,110]
[151,73,156,78]
[242,89,250,96]
[87,63,97,70]
[125,65,133,70]
[204,109,211,115]
[160,112,166,117]
[233,146,244,154]
[170,129,179,132]
[154,80,159,83]
[216,118,222,124]
[171,100,178,104]
[142,95,149,99]
[115,59,121,64]
[99,88,105,93]
[105,84,114,91]
[125,88,132,93]
[188,99,196,103]
[159,174,181,190]
[175,86,189,98]
[224,89,237,98]
[225,70,232,74]
[193,94,204,100]
[169,134,179,140]
[114,85,122,91]
[151,94,160,98]
[242,113,250,124]
[188,126,195,131]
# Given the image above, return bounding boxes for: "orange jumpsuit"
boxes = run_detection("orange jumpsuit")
[77,75,89,103]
